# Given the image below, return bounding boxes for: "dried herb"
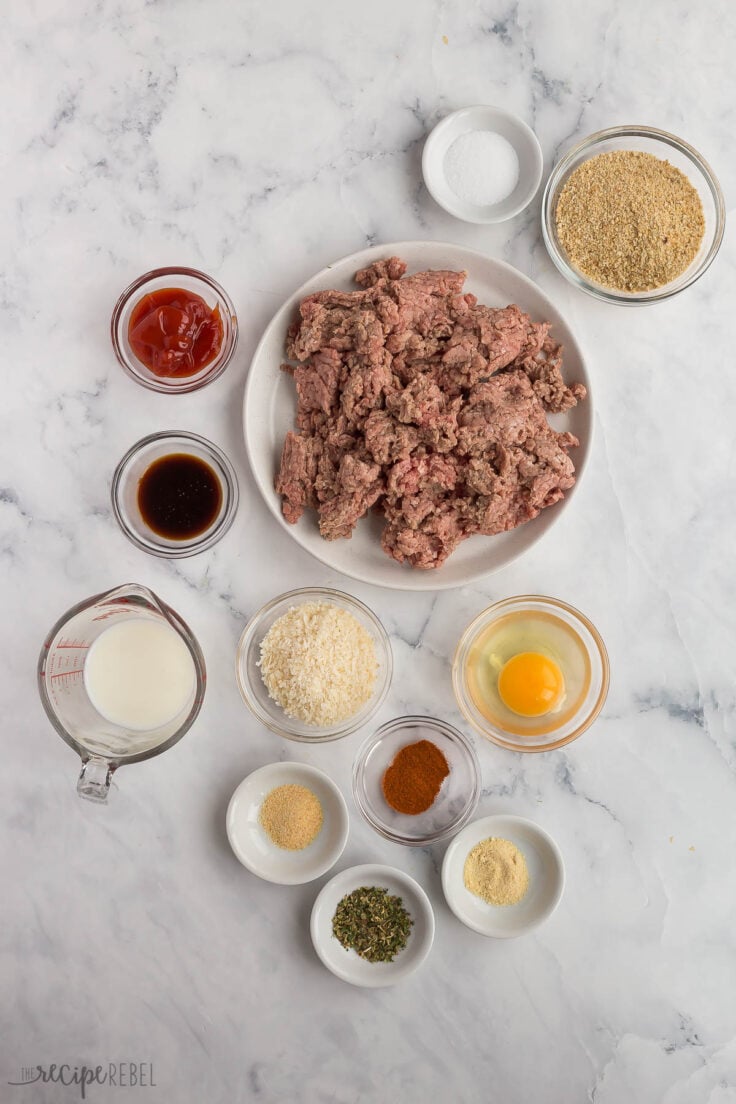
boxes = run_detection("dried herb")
[332,886,413,963]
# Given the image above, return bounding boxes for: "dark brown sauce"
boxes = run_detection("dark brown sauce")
[138,453,222,540]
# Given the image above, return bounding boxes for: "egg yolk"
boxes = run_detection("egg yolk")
[497,652,565,717]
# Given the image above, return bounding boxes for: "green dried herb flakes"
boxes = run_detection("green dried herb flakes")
[332,886,413,963]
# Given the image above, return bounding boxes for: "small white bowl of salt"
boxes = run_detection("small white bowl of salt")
[422,105,543,224]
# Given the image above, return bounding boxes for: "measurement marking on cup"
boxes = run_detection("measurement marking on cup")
[49,670,84,680]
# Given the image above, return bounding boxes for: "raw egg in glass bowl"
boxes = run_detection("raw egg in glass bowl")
[452,596,609,753]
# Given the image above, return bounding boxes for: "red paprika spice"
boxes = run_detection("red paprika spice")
[381,740,450,815]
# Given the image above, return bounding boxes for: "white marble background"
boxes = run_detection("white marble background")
[2,0,735,1101]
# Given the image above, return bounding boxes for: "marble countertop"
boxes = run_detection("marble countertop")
[3,1,735,1101]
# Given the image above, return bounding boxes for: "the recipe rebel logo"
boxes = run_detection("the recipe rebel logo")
[8,1062,156,1098]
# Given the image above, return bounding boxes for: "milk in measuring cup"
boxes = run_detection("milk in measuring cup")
[83,618,196,731]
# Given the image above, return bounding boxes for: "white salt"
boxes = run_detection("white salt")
[444,130,520,207]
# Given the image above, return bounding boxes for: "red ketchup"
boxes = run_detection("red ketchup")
[127,288,224,378]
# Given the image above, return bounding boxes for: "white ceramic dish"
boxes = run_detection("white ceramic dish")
[422,106,543,223]
[243,240,592,592]
[226,762,349,886]
[310,863,434,987]
[442,814,564,938]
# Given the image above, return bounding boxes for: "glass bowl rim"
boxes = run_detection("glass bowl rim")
[110,429,239,559]
[235,586,393,743]
[541,124,726,305]
[352,713,482,845]
[452,594,610,753]
[110,265,239,393]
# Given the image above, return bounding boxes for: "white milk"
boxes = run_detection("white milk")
[84,618,196,731]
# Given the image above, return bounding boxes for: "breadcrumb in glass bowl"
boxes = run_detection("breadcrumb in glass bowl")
[542,125,725,304]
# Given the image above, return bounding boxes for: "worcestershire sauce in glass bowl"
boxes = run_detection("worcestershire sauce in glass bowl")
[111,431,239,558]
[138,453,223,540]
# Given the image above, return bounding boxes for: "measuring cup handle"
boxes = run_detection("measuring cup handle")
[77,757,115,803]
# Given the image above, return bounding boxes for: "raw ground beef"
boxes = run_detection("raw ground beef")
[275,257,586,569]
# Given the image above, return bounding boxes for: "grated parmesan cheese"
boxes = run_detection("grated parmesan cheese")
[258,601,378,727]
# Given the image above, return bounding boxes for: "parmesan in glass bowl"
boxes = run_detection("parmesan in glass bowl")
[235,588,393,743]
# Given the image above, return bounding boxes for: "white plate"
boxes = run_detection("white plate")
[422,105,543,223]
[310,863,434,987]
[441,814,564,938]
[243,240,591,591]
[226,762,349,885]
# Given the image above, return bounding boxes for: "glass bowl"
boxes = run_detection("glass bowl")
[111,431,239,558]
[235,587,392,743]
[352,716,481,846]
[542,125,725,305]
[452,595,609,753]
[111,266,238,392]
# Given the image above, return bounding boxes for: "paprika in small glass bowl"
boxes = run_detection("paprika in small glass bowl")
[111,267,238,393]
[352,716,481,846]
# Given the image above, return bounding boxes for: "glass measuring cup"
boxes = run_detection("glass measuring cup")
[38,583,206,802]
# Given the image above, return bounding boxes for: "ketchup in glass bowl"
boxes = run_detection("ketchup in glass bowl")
[112,267,238,393]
